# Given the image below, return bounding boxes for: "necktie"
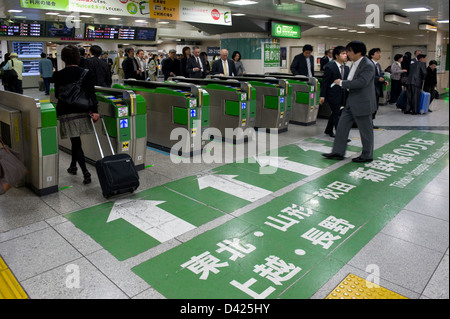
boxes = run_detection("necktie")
[340,65,345,79]
[223,60,228,76]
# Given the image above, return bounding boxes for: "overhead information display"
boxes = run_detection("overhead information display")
[85,25,136,40]
[136,28,157,41]
[0,21,43,37]
[45,21,74,38]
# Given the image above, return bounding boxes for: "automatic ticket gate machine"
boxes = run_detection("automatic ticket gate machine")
[0,90,58,195]
[263,73,320,126]
[209,75,290,133]
[311,71,331,119]
[115,80,209,157]
[167,77,256,143]
[51,86,147,170]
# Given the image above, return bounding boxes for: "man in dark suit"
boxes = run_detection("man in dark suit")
[369,48,387,122]
[290,44,314,77]
[122,47,142,80]
[161,49,182,80]
[319,46,350,137]
[320,49,333,71]
[323,41,377,163]
[84,45,112,87]
[103,52,113,70]
[186,46,208,78]
[210,49,237,76]
[405,54,427,114]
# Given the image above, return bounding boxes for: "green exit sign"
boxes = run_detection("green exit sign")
[271,22,301,39]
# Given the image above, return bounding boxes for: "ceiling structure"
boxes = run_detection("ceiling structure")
[0,0,448,43]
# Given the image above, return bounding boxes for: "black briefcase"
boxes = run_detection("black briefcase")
[91,117,139,198]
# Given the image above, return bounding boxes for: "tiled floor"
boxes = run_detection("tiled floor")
[0,87,448,299]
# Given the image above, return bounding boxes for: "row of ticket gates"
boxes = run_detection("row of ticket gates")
[0,72,392,196]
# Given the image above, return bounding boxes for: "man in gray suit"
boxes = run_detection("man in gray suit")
[322,41,377,163]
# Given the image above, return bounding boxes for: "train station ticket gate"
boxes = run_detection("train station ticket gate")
[312,71,331,119]
[114,80,209,157]
[51,87,147,170]
[0,90,58,195]
[167,76,256,143]
[250,73,320,126]
[209,75,290,133]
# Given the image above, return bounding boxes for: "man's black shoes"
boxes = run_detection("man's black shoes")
[322,153,344,160]
[352,156,373,163]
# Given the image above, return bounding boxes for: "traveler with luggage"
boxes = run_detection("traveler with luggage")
[51,45,100,185]
[405,54,427,114]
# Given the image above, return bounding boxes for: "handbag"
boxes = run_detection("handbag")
[57,69,94,111]
[0,138,27,194]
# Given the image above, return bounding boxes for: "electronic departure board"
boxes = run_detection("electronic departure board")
[136,28,157,41]
[85,25,136,40]
[45,21,74,38]
[0,21,43,37]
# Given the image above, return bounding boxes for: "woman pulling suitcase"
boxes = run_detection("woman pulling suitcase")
[51,45,100,185]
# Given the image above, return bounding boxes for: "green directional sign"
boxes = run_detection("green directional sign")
[64,186,225,261]
[132,131,449,298]
[63,139,338,260]
[271,22,301,39]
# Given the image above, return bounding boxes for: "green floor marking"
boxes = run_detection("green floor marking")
[64,186,225,261]
[162,141,344,213]
[132,131,448,299]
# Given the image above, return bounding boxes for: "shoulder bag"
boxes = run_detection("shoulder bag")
[57,68,94,111]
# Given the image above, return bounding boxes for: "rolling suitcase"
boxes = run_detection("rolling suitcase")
[418,91,431,114]
[91,117,139,198]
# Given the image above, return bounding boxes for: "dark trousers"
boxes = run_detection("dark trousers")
[6,79,23,94]
[406,84,421,114]
[70,137,88,174]
[389,79,402,103]
[333,108,374,160]
[43,77,51,94]
[324,102,341,134]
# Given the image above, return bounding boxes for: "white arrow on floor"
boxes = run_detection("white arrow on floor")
[107,199,196,243]
[254,156,322,176]
[295,140,356,157]
[296,141,334,153]
[197,174,272,202]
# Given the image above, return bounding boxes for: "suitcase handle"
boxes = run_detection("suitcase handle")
[90,116,115,158]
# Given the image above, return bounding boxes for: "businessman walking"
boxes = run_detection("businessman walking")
[322,41,377,163]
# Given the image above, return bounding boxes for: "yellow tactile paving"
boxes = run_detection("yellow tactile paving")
[326,274,408,299]
[0,256,28,299]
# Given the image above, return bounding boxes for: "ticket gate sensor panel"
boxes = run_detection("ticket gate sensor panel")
[262,73,320,126]
[116,80,209,157]
[209,75,290,133]
[168,77,255,144]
